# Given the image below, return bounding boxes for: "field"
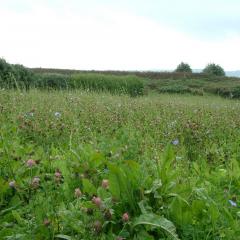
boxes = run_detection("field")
[0,89,240,240]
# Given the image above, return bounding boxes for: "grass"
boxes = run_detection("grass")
[32,73,145,97]
[0,90,240,239]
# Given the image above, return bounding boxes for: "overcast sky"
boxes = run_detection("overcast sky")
[0,0,240,70]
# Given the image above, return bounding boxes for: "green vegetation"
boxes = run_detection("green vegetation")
[0,59,144,97]
[0,90,240,239]
[1,58,240,99]
[203,63,225,77]
[175,62,192,73]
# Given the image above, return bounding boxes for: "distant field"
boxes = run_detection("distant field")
[0,90,240,239]
[31,68,240,98]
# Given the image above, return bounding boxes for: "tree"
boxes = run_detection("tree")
[203,63,225,76]
[175,62,192,73]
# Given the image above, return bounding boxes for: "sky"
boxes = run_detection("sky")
[0,0,240,71]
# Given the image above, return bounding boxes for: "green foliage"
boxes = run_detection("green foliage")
[0,91,240,239]
[70,73,145,96]
[175,62,192,73]
[0,58,33,89]
[203,63,225,76]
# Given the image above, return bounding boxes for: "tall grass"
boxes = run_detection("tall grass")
[33,73,145,97]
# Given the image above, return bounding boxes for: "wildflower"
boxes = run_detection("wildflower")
[229,200,237,207]
[32,177,40,188]
[92,196,102,207]
[101,179,109,189]
[43,219,51,226]
[54,112,61,118]
[104,209,112,220]
[172,139,179,145]
[54,169,62,183]
[9,180,16,188]
[93,220,102,234]
[25,112,34,117]
[74,188,82,198]
[26,159,36,168]
[116,237,124,240]
[122,212,129,222]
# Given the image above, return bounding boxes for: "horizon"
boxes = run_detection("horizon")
[0,0,240,71]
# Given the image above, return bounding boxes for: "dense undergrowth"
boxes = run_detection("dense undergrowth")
[0,90,240,239]
[2,58,240,98]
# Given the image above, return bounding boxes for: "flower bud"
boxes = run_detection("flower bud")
[26,159,36,167]
[93,220,102,234]
[122,212,129,222]
[92,196,102,207]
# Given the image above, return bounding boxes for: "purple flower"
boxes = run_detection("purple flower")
[229,200,237,207]
[172,139,179,145]
[26,159,36,168]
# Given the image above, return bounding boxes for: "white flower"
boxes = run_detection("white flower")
[229,200,237,207]
[54,112,61,117]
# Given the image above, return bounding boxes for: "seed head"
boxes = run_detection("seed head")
[101,179,109,189]
[74,188,82,198]
[32,177,40,188]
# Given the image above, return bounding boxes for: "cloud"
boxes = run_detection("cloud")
[0,1,239,70]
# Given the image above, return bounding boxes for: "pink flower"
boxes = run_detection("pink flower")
[26,159,36,167]
[9,180,16,188]
[55,171,61,178]
[92,196,102,207]
[54,170,62,183]
[43,219,51,226]
[74,188,82,198]
[101,179,109,189]
[122,212,129,222]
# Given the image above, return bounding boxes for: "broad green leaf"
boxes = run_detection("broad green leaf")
[55,234,72,240]
[133,213,179,240]
[82,178,97,195]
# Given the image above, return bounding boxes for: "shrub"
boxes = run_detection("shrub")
[203,63,225,76]
[175,62,192,73]
[0,58,33,89]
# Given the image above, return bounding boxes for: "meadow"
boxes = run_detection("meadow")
[0,90,240,239]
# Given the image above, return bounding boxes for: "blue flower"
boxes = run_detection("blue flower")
[229,200,237,207]
[172,139,179,145]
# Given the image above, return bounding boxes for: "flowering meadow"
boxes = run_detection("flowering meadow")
[0,90,240,239]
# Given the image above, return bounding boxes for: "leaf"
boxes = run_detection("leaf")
[82,178,97,195]
[133,213,180,240]
[55,234,72,240]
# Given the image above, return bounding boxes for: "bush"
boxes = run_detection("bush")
[203,63,225,76]
[175,62,192,73]
[0,58,33,89]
